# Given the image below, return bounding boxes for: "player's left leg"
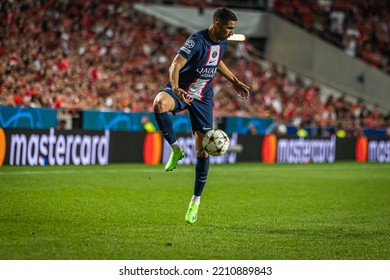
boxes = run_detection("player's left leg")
[185,131,209,224]
[153,91,185,171]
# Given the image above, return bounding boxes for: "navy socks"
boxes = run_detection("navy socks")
[194,157,210,196]
[154,112,176,145]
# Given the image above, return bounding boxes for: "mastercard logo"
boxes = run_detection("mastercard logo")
[262,134,277,164]
[0,128,5,167]
[355,136,368,162]
[143,132,162,165]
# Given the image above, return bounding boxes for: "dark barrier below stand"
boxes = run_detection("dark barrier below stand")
[1,128,388,166]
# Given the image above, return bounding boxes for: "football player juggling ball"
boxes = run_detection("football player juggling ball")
[153,7,250,224]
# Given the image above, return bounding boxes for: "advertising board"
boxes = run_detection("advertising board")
[1,129,388,166]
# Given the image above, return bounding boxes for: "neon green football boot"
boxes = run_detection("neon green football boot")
[185,202,199,224]
[164,148,184,171]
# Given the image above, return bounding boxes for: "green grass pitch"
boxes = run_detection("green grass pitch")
[0,162,389,260]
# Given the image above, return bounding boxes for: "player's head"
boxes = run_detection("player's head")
[212,7,237,41]
[213,7,237,24]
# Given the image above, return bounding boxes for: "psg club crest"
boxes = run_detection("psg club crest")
[204,45,220,66]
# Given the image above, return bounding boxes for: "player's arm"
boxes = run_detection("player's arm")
[217,60,250,99]
[169,54,193,105]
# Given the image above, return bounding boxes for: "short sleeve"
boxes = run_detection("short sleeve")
[177,34,200,61]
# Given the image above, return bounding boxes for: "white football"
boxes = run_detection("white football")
[202,129,230,156]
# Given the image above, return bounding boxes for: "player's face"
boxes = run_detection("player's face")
[216,20,236,40]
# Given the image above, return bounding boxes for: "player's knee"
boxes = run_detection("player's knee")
[153,96,165,113]
[153,93,171,113]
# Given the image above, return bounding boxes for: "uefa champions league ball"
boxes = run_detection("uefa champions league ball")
[202,129,230,156]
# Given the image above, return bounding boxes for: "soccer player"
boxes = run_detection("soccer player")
[153,7,250,224]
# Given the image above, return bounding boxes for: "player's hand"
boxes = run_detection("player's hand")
[174,87,193,105]
[233,80,250,99]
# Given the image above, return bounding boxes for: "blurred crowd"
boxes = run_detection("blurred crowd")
[273,0,390,72]
[1,0,389,135]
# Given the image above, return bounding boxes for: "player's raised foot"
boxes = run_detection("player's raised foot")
[185,202,199,224]
[164,148,184,171]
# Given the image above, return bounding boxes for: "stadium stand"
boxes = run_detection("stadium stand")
[272,0,390,74]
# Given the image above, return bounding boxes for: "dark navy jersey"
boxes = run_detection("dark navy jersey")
[166,28,228,102]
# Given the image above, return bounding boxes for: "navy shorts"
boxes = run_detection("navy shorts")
[162,87,213,134]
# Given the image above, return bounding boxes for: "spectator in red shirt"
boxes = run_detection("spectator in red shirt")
[13,89,23,106]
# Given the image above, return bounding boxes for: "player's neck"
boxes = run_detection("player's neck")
[208,27,220,43]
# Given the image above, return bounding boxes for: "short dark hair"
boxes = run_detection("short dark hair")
[213,7,237,24]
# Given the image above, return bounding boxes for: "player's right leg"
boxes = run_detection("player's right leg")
[153,91,184,171]
[185,131,209,224]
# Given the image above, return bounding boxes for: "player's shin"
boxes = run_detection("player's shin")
[193,156,210,197]
[154,112,177,145]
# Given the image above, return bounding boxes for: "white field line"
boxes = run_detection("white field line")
[0,165,389,176]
